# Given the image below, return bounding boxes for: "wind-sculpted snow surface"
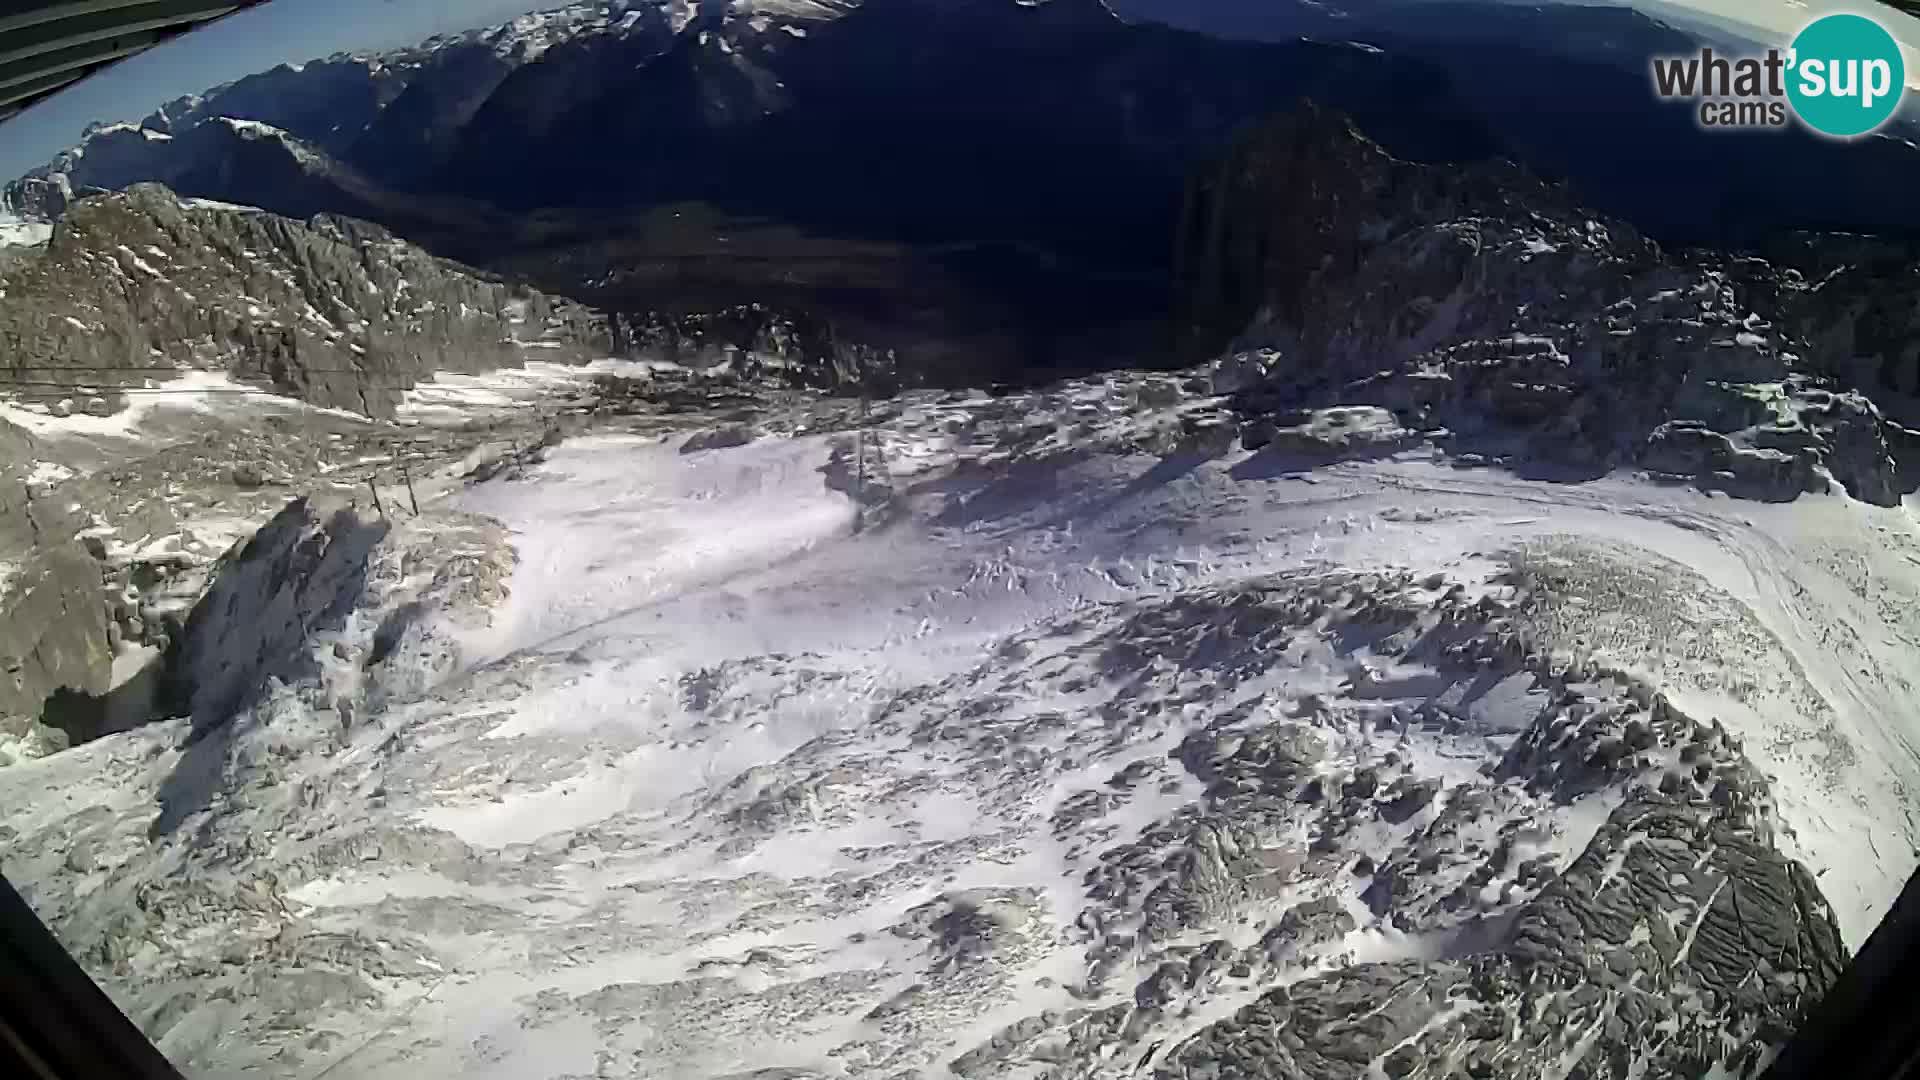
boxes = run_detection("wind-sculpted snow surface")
[1,375,1914,1079]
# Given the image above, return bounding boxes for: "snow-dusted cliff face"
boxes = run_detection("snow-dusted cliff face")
[3,367,1915,1079]
[0,184,607,420]
[1174,105,1920,509]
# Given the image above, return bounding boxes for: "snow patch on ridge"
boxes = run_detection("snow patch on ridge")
[0,212,51,248]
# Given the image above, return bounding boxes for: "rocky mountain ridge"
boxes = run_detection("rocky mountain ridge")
[0,0,1504,383]
[18,0,1920,400]
[18,0,1920,252]
[0,179,617,749]
[14,88,1920,767]
[1179,104,1919,506]
[0,183,607,419]
[12,96,1920,766]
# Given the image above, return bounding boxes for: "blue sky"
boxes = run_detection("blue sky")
[7,0,1920,183]
[1,0,550,181]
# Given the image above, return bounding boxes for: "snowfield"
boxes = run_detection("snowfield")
[1,379,1915,1079]
[454,426,1920,946]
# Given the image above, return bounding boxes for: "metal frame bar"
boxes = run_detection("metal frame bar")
[0,873,185,1080]
[0,0,263,119]
[0,2,238,67]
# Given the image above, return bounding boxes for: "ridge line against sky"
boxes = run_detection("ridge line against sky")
[0,0,556,185]
[4,0,1920,186]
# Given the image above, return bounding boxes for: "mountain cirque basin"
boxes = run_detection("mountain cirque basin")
[0,375,1916,1080]
[2,2,1920,1080]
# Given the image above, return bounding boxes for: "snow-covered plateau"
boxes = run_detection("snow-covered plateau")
[10,0,1920,1073]
[1,372,1910,1080]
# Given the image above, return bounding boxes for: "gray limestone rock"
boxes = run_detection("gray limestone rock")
[681,425,758,454]
[0,184,608,420]
[0,544,114,721]
[1179,104,1915,504]
[172,498,390,738]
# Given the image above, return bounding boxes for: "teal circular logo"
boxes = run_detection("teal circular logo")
[1787,13,1907,138]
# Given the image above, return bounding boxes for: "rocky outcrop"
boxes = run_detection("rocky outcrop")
[1239,404,1418,459]
[0,175,72,220]
[170,498,388,738]
[613,304,901,393]
[0,544,116,748]
[1768,240,1920,389]
[1178,104,1913,504]
[1145,564,1847,1080]
[1159,786,1844,1080]
[4,498,392,756]
[0,225,598,758]
[0,405,541,758]
[0,184,607,418]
